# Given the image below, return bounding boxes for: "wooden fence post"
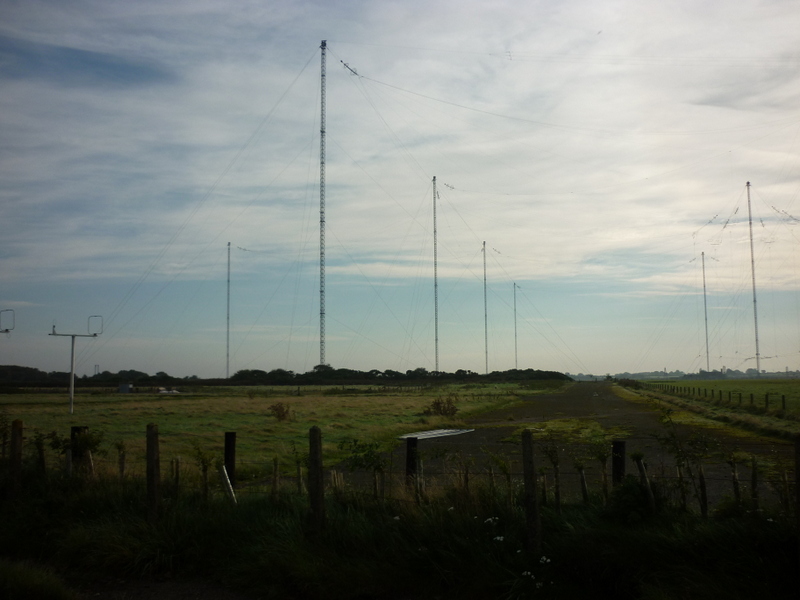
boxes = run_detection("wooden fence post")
[633,453,655,514]
[146,423,160,523]
[698,465,708,518]
[307,426,325,535]
[611,440,626,486]
[70,425,88,472]
[9,420,23,497]
[224,432,236,488]
[271,456,280,500]
[794,436,800,579]
[405,437,419,490]
[521,429,541,555]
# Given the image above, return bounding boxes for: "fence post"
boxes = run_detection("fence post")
[794,436,800,579]
[146,423,160,523]
[307,426,325,535]
[70,425,88,472]
[765,393,769,410]
[698,465,708,518]
[224,432,236,488]
[9,420,23,497]
[611,440,626,486]
[521,429,541,555]
[271,456,280,500]
[750,455,759,510]
[405,437,419,490]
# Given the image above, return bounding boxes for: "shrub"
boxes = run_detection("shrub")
[423,393,459,417]
[268,402,291,421]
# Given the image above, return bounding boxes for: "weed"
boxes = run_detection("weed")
[268,402,292,421]
[424,393,459,417]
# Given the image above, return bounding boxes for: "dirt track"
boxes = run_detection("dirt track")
[386,381,794,506]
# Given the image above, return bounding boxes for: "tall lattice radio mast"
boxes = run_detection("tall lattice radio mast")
[433,176,439,373]
[746,181,761,375]
[319,40,327,366]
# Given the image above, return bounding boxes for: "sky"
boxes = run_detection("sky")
[1,0,800,379]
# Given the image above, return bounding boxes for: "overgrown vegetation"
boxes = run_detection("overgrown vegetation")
[0,463,794,600]
[625,379,800,440]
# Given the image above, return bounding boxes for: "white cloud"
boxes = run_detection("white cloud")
[1,0,799,376]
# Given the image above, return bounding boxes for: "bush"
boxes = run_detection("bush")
[268,402,291,421]
[423,394,459,417]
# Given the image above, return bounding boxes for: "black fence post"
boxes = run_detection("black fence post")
[521,429,541,555]
[224,431,236,487]
[146,423,160,523]
[612,440,626,486]
[10,420,23,498]
[307,426,325,535]
[405,437,419,490]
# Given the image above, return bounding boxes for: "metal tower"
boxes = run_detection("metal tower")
[746,181,761,374]
[701,252,709,373]
[483,241,488,375]
[226,241,231,379]
[433,176,439,373]
[319,40,327,366]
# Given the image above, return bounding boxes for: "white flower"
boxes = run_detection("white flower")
[484,517,499,524]
[393,516,400,520]
[493,536,504,542]
[539,556,550,564]
[522,571,531,576]
[448,506,454,511]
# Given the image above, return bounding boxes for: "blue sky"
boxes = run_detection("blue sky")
[1,0,799,378]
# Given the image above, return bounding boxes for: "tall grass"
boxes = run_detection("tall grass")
[1,462,796,600]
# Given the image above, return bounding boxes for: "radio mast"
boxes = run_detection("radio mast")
[746,181,761,375]
[483,241,488,375]
[701,252,709,373]
[319,40,327,366]
[433,176,439,373]
[226,241,231,378]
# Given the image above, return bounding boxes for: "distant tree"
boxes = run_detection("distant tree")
[231,369,269,384]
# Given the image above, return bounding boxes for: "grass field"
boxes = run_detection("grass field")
[0,381,565,479]
[677,378,800,409]
[2,379,798,599]
[642,378,800,440]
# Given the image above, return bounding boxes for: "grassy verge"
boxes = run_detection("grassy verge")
[0,383,543,481]
[625,382,800,441]
[0,469,794,600]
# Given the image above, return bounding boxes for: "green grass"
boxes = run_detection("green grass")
[0,468,794,600]
[0,559,78,600]
[638,379,800,440]
[0,383,546,480]
[658,379,800,412]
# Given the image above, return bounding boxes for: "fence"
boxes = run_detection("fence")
[645,382,799,413]
[3,419,799,534]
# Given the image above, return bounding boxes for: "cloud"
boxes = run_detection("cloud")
[0,34,176,88]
